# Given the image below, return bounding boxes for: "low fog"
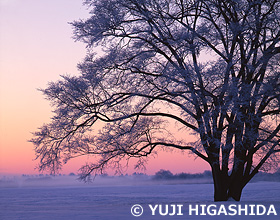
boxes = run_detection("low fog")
[1,170,279,188]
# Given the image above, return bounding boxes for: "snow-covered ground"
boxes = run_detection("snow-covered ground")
[0,176,279,220]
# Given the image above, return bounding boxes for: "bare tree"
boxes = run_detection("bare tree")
[31,0,280,201]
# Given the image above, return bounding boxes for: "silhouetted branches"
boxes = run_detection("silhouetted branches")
[31,0,280,201]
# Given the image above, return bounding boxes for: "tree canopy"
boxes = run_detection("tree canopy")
[31,0,280,201]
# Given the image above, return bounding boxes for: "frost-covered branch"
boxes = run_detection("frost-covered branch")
[31,0,280,201]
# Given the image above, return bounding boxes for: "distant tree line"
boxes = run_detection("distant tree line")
[153,169,280,182]
[153,169,212,180]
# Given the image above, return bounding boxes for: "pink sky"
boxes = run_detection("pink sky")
[0,0,210,175]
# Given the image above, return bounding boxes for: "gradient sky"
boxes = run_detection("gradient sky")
[0,0,210,175]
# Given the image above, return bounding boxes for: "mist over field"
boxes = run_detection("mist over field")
[1,172,279,220]
[1,170,279,188]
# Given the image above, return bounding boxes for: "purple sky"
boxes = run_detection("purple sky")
[0,0,210,175]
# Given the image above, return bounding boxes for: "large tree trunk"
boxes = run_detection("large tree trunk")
[211,164,229,201]
[228,181,244,201]
[211,164,245,201]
